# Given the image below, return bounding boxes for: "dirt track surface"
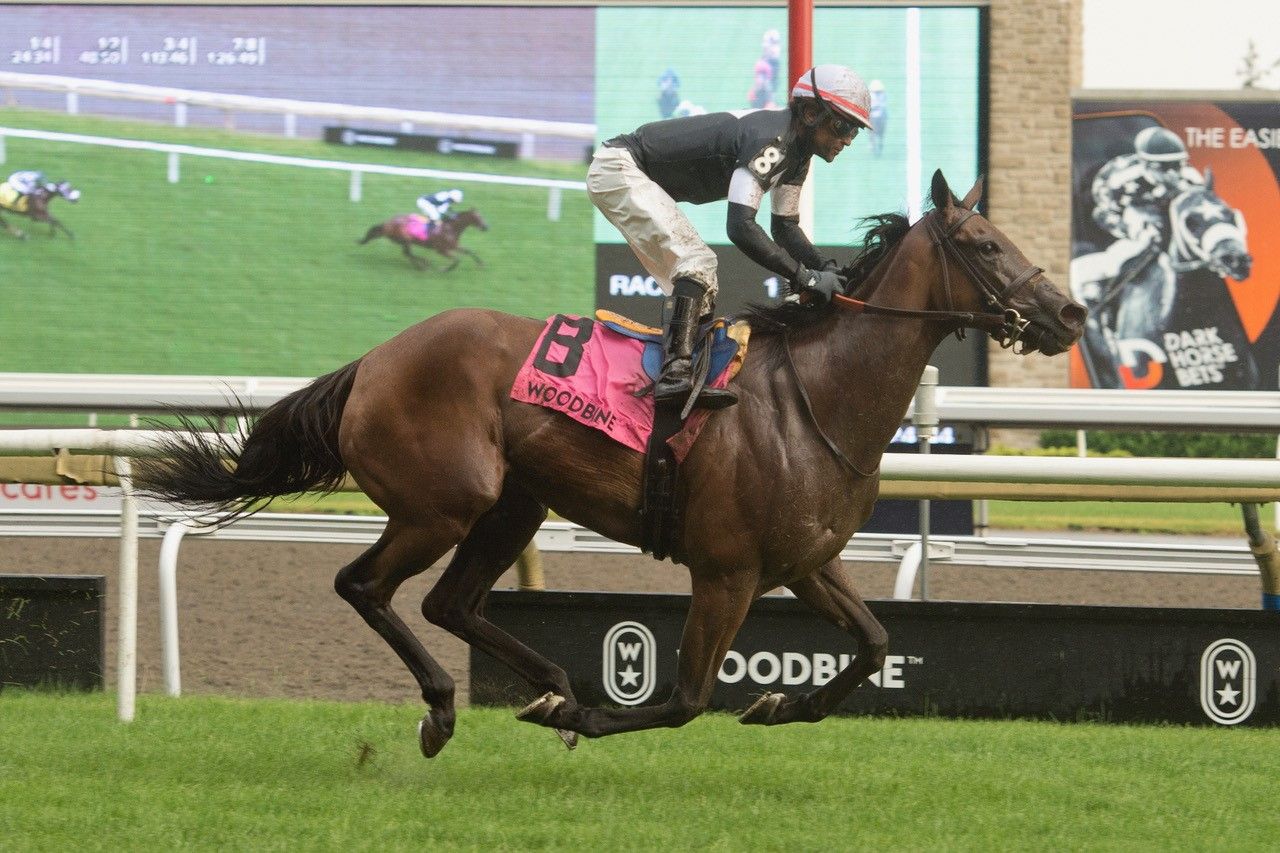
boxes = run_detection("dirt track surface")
[3,534,1261,706]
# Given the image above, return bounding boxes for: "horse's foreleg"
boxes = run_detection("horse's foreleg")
[357,224,384,245]
[740,558,887,725]
[518,571,756,739]
[333,521,460,757]
[457,247,484,268]
[437,248,460,272]
[48,215,72,240]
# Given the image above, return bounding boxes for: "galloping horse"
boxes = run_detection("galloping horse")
[1071,169,1251,387]
[0,179,81,240]
[134,172,1085,758]
[357,208,488,271]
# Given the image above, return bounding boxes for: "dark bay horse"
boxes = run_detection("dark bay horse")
[357,208,488,271]
[135,171,1085,758]
[0,179,80,240]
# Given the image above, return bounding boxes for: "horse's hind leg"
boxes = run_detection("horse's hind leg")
[333,521,460,757]
[518,570,756,738]
[421,481,581,747]
[403,243,429,270]
[740,557,887,725]
[0,212,25,240]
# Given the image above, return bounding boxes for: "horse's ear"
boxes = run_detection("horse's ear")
[930,169,953,211]
[960,175,985,211]
[1203,167,1214,191]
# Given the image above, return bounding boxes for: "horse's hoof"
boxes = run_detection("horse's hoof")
[555,728,579,750]
[417,714,451,759]
[739,692,786,725]
[516,691,565,724]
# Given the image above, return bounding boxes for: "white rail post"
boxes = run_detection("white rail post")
[519,132,535,159]
[66,91,78,115]
[158,520,194,696]
[284,112,297,138]
[167,152,180,184]
[913,366,939,600]
[547,187,562,222]
[114,456,138,722]
[174,101,187,128]
[349,170,362,202]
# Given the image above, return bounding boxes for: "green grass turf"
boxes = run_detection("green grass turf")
[1,691,1276,851]
[0,108,592,376]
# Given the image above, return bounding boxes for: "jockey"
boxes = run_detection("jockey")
[416,188,463,223]
[6,169,48,197]
[1090,127,1203,285]
[588,63,872,411]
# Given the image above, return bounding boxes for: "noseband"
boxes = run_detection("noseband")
[833,208,1044,352]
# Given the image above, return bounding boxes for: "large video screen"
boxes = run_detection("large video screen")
[1,4,984,380]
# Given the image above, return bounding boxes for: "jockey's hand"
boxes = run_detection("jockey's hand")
[792,266,846,306]
[821,257,841,272]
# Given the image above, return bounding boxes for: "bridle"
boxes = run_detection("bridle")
[831,207,1044,353]
[783,204,1049,479]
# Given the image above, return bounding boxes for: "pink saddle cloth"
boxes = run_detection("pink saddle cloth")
[405,215,435,242]
[510,313,749,461]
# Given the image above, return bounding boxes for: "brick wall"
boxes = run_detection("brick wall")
[985,0,1082,390]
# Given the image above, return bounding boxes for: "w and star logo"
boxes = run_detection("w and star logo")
[602,621,656,705]
[1200,638,1256,725]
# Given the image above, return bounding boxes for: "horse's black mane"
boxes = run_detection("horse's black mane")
[741,212,913,334]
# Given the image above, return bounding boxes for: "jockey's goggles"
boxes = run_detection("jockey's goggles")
[809,68,860,140]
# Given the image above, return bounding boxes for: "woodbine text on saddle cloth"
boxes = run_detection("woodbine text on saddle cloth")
[510,312,748,460]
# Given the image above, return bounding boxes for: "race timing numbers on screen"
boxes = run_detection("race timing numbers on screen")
[7,34,266,67]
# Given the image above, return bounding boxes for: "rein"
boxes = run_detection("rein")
[783,206,1045,477]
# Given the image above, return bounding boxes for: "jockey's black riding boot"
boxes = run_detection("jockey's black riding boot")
[655,279,738,410]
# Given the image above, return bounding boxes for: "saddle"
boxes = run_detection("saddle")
[596,311,740,559]
[510,311,749,560]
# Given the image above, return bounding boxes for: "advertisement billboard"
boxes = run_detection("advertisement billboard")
[1070,96,1280,390]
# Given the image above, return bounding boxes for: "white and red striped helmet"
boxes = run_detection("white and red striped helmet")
[790,64,873,130]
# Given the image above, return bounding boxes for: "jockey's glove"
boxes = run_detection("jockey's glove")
[791,266,846,306]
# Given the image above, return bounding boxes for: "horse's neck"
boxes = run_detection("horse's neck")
[788,228,948,473]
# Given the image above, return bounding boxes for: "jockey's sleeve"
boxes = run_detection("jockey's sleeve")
[770,213,825,271]
[726,201,802,280]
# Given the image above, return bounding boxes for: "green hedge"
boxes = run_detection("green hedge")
[1039,430,1276,458]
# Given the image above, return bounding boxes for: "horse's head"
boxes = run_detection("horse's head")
[1169,170,1250,282]
[924,170,1086,355]
[457,209,488,232]
[54,181,81,203]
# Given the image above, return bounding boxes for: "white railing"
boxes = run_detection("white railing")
[0,71,596,158]
[3,372,1279,430]
[0,127,586,221]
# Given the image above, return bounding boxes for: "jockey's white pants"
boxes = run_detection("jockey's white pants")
[587,145,717,315]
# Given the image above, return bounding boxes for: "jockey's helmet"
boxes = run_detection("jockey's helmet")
[1135,127,1188,168]
[790,65,874,133]
[447,189,463,203]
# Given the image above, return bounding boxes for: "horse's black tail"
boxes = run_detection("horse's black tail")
[357,224,383,245]
[132,360,361,524]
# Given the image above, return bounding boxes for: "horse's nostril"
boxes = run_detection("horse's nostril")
[1060,302,1088,328]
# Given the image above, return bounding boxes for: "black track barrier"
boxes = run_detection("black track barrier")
[472,591,1279,726]
[0,574,105,691]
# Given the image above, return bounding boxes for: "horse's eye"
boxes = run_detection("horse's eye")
[979,241,999,256]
